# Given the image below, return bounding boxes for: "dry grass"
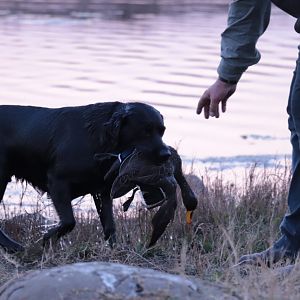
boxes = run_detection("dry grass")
[1,163,299,299]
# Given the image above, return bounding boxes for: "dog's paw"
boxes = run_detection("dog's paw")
[42,227,60,247]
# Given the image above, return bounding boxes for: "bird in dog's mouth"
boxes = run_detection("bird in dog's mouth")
[95,146,198,246]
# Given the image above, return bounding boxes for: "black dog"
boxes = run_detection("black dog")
[0,102,171,252]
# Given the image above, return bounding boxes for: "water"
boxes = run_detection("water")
[0,6,298,211]
[0,7,298,167]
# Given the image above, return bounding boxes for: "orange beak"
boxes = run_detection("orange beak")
[186,211,193,224]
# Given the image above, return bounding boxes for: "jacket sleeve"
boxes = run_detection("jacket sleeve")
[217,0,271,83]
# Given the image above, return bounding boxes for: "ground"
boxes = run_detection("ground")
[0,165,299,299]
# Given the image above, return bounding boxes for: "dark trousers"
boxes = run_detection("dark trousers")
[280,45,300,247]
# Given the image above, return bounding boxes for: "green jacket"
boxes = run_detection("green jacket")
[217,0,297,83]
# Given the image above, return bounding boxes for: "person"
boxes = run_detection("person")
[197,0,300,266]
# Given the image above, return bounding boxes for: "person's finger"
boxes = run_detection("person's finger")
[196,98,204,114]
[209,98,220,118]
[204,104,209,119]
[221,99,227,113]
[222,85,236,113]
[197,91,209,115]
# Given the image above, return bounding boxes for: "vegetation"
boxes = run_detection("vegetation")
[1,163,299,299]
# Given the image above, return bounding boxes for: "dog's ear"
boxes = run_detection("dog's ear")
[148,192,177,247]
[103,107,131,150]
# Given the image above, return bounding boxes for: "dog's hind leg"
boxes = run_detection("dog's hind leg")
[43,177,75,245]
[0,174,24,252]
[93,193,116,247]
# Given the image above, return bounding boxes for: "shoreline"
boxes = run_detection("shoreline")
[0,1,230,16]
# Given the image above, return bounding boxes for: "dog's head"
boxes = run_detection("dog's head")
[104,102,171,164]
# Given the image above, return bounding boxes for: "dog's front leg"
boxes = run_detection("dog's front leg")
[0,175,24,252]
[43,176,75,246]
[93,192,116,247]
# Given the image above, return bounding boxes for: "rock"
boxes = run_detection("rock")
[185,174,205,195]
[0,262,236,300]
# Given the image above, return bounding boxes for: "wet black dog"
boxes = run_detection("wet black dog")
[0,102,171,252]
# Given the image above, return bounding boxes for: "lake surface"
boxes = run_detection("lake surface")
[0,7,298,168]
[0,5,299,211]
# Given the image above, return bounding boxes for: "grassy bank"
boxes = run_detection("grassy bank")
[0,163,298,299]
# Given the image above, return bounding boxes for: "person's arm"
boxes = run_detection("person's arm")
[272,0,300,18]
[197,0,271,118]
[218,0,271,83]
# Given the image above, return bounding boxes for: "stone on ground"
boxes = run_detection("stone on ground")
[0,262,237,300]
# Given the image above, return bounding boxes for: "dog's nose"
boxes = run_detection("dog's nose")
[158,148,171,162]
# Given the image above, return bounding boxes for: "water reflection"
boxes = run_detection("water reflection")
[0,6,298,170]
[0,4,298,214]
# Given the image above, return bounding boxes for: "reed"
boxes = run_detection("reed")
[1,163,298,299]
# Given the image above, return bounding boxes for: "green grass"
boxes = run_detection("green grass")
[1,163,299,299]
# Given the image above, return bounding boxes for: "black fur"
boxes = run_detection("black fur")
[0,102,170,252]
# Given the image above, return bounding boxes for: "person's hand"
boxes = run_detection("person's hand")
[197,78,237,119]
